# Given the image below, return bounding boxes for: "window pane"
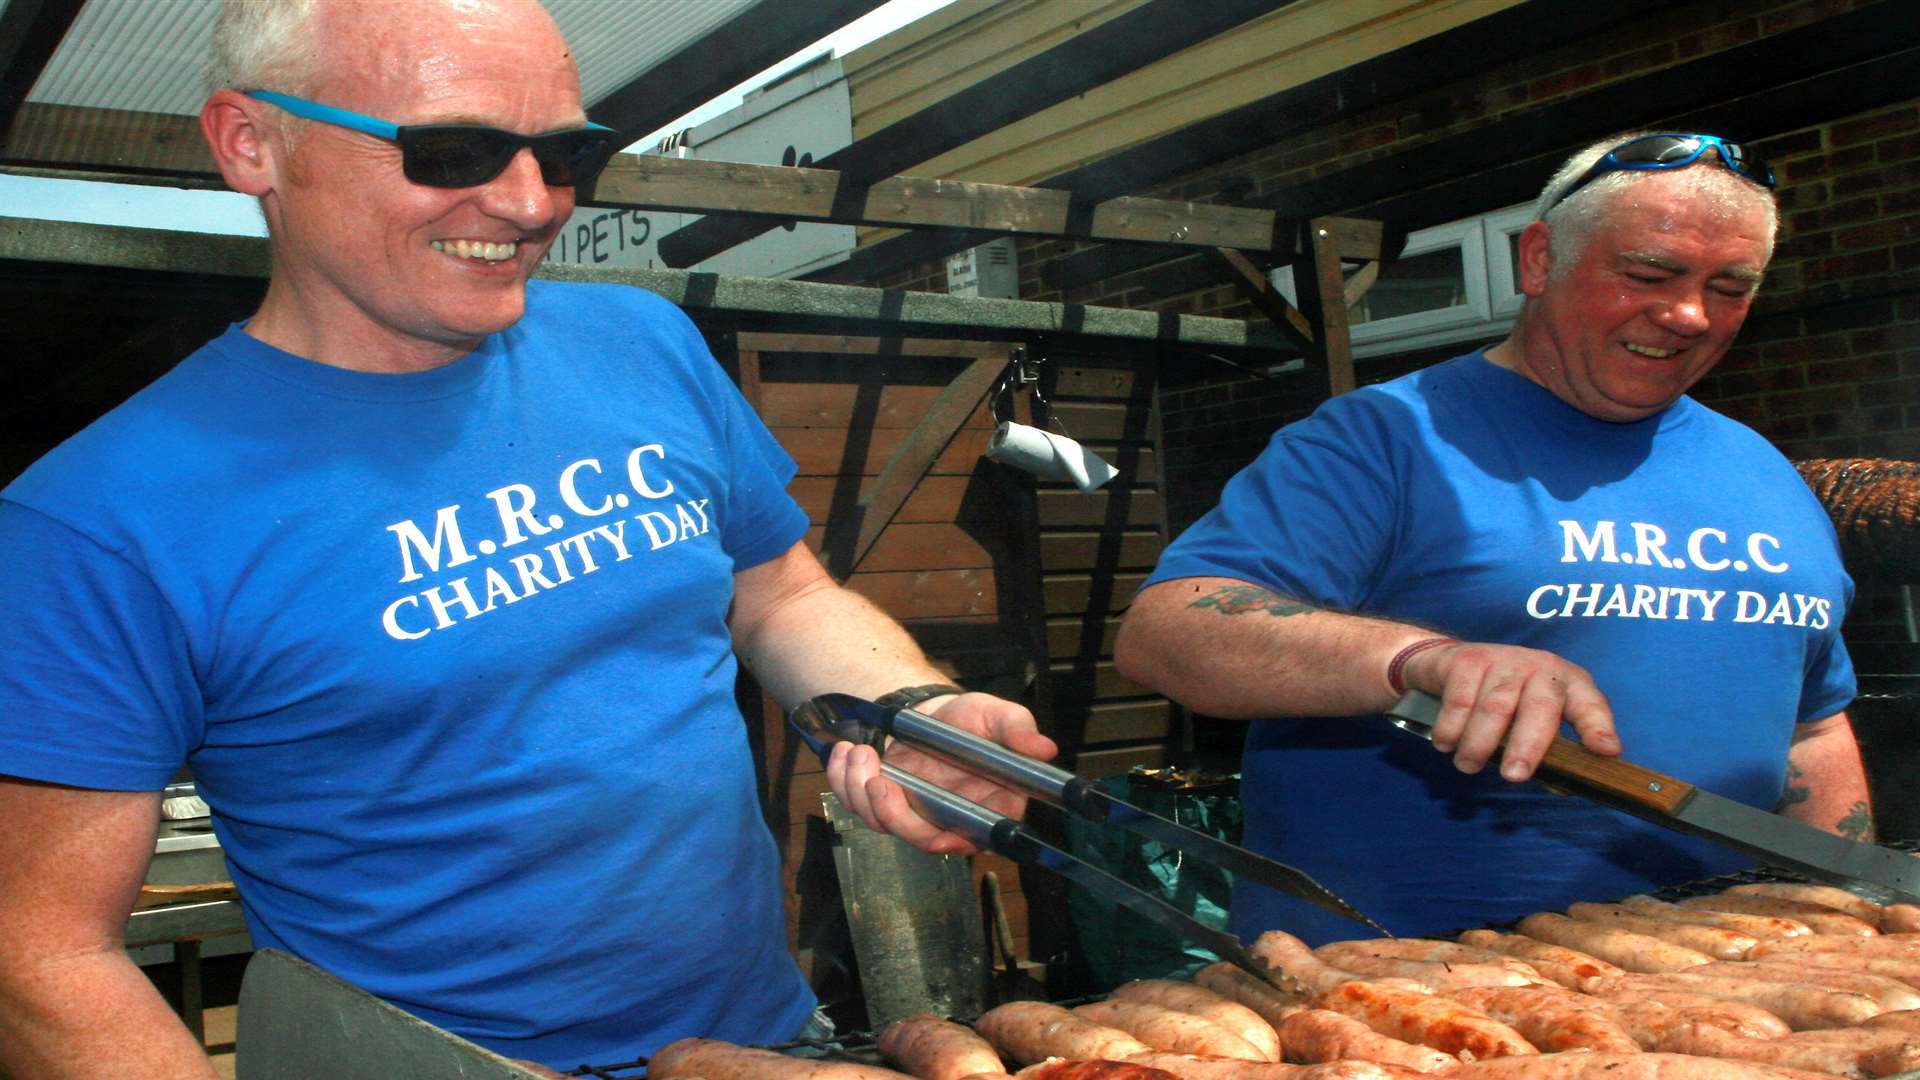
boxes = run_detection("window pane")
[1351,246,1466,324]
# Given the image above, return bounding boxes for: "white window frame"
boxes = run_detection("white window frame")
[1269,203,1534,360]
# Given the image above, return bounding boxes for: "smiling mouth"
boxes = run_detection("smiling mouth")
[432,239,518,263]
[1622,342,1680,359]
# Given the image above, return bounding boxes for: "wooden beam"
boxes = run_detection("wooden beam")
[654,0,1298,269]
[1299,219,1356,396]
[593,154,1286,252]
[1036,0,1920,297]
[1207,246,1314,354]
[0,101,217,176]
[810,0,1668,288]
[585,0,887,143]
[0,0,84,140]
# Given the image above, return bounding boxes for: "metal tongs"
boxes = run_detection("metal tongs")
[789,692,1392,996]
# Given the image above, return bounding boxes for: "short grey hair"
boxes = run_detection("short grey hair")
[206,0,325,96]
[1532,132,1779,276]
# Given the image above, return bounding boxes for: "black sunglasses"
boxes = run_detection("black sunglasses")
[246,90,619,189]
[1551,133,1775,212]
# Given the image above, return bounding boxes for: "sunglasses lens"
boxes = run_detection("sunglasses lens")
[1615,135,1705,167]
[532,131,616,186]
[404,128,517,187]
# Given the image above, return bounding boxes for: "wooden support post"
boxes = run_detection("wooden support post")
[1291,217,1387,397]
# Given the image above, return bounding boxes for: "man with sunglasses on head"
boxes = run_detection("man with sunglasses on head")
[1117,133,1864,943]
[0,1,1053,1076]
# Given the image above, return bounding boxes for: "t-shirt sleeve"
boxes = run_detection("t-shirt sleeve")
[1797,577,1858,725]
[0,501,200,789]
[1146,395,1403,610]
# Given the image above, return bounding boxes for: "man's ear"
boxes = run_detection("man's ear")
[1515,221,1553,298]
[200,89,279,196]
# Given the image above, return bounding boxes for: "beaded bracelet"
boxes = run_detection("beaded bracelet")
[1386,637,1460,696]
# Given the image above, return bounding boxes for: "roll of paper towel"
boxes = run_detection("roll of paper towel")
[985,421,1120,492]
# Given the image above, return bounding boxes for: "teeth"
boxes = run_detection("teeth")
[432,240,517,262]
[1623,343,1677,359]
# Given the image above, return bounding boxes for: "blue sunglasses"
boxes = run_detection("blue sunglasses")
[246,90,618,189]
[1551,133,1775,212]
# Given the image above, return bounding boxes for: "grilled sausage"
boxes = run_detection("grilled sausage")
[1193,961,1311,1030]
[1608,1000,1794,1048]
[1253,930,1372,994]
[1517,913,1716,973]
[646,1038,917,1079]
[1677,896,1880,937]
[1120,1053,1311,1080]
[974,1002,1152,1066]
[1309,980,1536,1059]
[1753,936,1920,960]
[1685,961,1920,1012]
[1881,906,1920,934]
[1442,1051,1803,1080]
[880,1013,1007,1080]
[1726,884,1885,924]
[1618,895,1815,939]
[1111,979,1281,1061]
[1277,1009,1458,1071]
[1448,985,1641,1053]
[1074,1000,1265,1060]
[1312,943,1541,991]
[1456,930,1626,990]
[1315,939,1544,979]
[1565,903,1762,960]
[1589,972,1883,1030]
[1645,1019,1882,1078]
[1864,1008,1920,1034]
[1013,1062,1180,1080]
[1789,947,1920,988]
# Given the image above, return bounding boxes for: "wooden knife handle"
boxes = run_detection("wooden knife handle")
[1538,736,1695,815]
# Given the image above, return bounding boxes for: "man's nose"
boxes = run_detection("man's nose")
[1654,290,1711,335]
[479,147,566,226]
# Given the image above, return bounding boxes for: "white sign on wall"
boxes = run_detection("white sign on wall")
[544,57,855,279]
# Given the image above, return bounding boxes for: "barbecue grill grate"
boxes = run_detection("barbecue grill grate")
[584,844,1919,1077]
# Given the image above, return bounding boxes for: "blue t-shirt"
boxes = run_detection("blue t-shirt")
[1147,352,1856,943]
[0,281,815,1065]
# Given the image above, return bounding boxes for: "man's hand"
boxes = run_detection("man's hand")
[1397,640,1620,782]
[826,692,1057,855]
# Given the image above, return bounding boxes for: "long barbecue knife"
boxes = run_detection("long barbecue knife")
[796,692,1390,935]
[1386,689,1920,904]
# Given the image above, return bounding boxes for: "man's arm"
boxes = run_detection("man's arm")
[1114,576,1619,781]
[1777,711,1873,840]
[0,778,219,1079]
[728,540,1057,854]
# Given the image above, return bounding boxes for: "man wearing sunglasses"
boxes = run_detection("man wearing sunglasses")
[0,1,1052,1076]
[1118,133,1864,942]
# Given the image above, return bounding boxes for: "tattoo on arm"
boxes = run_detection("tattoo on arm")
[1775,762,1809,813]
[1191,584,1322,617]
[1836,801,1875,843]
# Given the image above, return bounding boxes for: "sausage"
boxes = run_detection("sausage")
[1725,884,1885,924]
[1644,1019,1887,1079]
[1618,895,1814,939]
[1753,936,1920,960]
[879,1013,1007,1080]
[1864,1008,1920,1033]
[1677,896,1880,937]
[646,1038,916,1079]
[1788,950,1920,990]
[1111,979,1281,1061]
[1120,1052,1311,1080]
[1075,1000,1267,1060]
[1277,1009,1458,1071]
[1457,930,1626,990]
[1314,939,1544,979]
[974,1002,1152,1066]
[1589,972,1883,1030]
[1294,1061,1435,1080]
[1448,985,1640,1053]
[1309,980,1536,1059]
[1012,1062,1181,1080]
[1312,943,1542,991]
[1881,906,1920,934]
[1608,1000,1794,1048]
[1684,961,1920,1012]
[1193,961,1311,1030]
[1442,1051,1802,1080]
[1566,903,1762,960]
[1253,930,1372,994]
[1516,913,1716,973]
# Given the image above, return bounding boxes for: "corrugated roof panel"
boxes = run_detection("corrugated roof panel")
[24,0,766,116]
